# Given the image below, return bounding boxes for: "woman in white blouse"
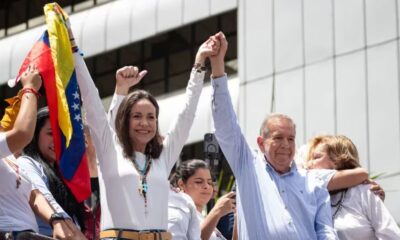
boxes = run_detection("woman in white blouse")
[170,159,236,240]
[72,27,221,239]
[0,65,83,239]
[307,135,400,240]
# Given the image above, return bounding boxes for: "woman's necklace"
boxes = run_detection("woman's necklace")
[131,154,152,213]
[331,189,347,219]
[3,157,22,189]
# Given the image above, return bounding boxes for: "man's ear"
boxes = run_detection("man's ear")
[177,179,185,191]
[257,136,266,153]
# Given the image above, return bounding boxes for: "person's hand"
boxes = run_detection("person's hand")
[209,31,228,78]
[212,191,236,218]
[115,66,147,95]
[53,219,87,240]
[195,36,221,66]
[364,179,385,201]
[20,64,42,91]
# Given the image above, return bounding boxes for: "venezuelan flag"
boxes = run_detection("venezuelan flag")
[14,3,90,202]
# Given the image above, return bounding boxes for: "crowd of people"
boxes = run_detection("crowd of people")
[1,30,400,240]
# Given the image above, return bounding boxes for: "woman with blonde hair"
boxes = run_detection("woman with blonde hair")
[307,135,400,239]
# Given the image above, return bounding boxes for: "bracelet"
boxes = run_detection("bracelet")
[20,87,40,98]
[193,63,207,73]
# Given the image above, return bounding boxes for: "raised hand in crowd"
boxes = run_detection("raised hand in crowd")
[115,66,148,96]
[209,31,228,78]
[20,64,42,91]
[4,64,42,154]
[195,33,221,67]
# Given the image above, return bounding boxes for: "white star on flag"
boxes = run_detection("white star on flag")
[72,91,80,99]
[74,114,82,122]
[72,103,80,111]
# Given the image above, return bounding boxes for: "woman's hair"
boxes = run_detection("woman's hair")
[307,134,360,170]
[115,90,163,160]
[23,107,85,230]
[170,159,210,187]
[306,134,333,162]
[326,135,360,170]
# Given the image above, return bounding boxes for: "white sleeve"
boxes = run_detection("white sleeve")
[168,206,191,240]
[364,185,400,239]
[168,191,201,240]
[74,52,117,172]
[107,94,125,131]
[0,132,12,158]
[162,69,204,172]
[309,169,336,189]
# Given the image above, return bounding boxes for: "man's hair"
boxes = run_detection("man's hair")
[259,113,296,138]
[115,90,163,160]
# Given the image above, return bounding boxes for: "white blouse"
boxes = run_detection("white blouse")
[168,190,200,240]
[74,52,204,231]
[0,133,38,232]
[331,184,400,240]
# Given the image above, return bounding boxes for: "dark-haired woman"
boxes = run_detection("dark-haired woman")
[169,159,236,240]
[0,65,82,239]
[72,30,220,238]
[19,107,86,239]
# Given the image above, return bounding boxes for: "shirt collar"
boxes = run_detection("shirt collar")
[263,154,297,176]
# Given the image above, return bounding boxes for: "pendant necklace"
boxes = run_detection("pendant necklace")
[331,189,347,219]
[131,154,152,214]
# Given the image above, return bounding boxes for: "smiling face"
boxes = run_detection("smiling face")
[258,117,296,173]
[38,118,56,163]
[129,98,157,153]
[180,168,214,210]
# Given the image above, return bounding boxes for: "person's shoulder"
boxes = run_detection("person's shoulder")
[18,155,39,165]
[18,155,43,171]
[350,184,370,194]
[169,190,195,212]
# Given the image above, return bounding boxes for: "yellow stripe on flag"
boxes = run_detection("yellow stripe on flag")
[44,3,74,147]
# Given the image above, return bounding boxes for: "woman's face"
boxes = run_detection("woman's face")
[38,118,56,163]
[181,168,214,209]
[308,143,335,169]
[129,98,157,152]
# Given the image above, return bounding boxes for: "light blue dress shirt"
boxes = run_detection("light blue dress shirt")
[211,75,337,240]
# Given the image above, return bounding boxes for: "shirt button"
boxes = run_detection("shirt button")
[281,190,285,193]
[216,84,219,87]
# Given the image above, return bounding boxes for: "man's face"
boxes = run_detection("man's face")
[257,118,296,173]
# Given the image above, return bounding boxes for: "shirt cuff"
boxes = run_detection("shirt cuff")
[190,68,206,84]
[211,74,228,93]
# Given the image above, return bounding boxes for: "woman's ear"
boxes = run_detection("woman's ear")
[177,179,185,191]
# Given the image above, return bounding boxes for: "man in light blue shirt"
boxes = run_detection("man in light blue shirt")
[208,32,338,239]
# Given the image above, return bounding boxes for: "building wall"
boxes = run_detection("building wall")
[238,0,400,222]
